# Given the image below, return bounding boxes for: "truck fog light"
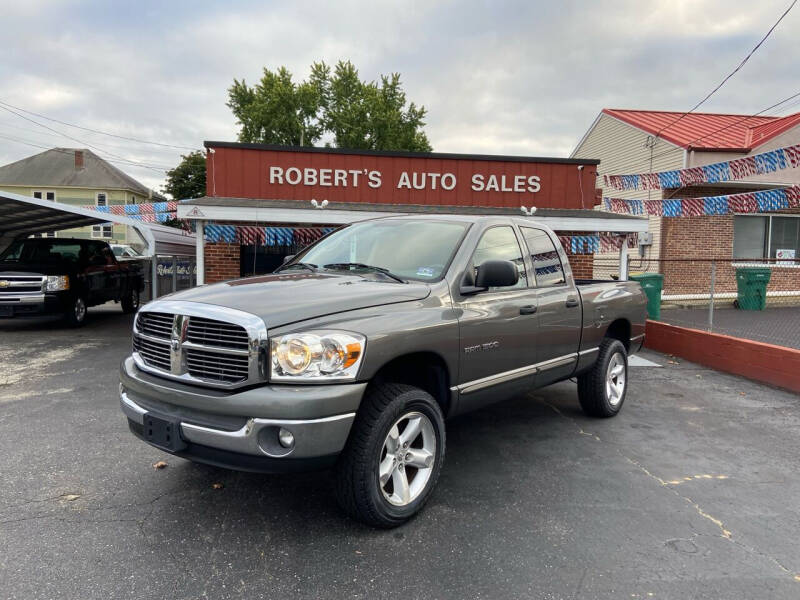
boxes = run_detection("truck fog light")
[278,428,295,448]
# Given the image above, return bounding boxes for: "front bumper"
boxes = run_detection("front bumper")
[119,356,366,472]
[0,293,66,318]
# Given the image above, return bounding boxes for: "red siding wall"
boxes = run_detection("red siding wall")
[207,145,599,209]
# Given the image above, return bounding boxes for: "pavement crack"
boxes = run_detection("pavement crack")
[539,396,799,582]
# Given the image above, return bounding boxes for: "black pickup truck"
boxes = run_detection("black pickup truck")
[0,238,143,326]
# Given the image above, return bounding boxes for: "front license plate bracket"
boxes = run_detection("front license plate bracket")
[142,413,187,452]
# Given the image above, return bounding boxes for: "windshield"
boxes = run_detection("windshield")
[0,240,82,264]
[113,245,140,257]
[291,219,469,281]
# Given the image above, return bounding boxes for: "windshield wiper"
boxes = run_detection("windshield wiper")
[276,261,317,273]
[323,262,406,283]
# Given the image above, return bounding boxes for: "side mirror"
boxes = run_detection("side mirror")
[460,260,519,295]
[282,254,295,265]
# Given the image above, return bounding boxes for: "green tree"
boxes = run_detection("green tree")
[163,151,206,200]
[227,60,432,152]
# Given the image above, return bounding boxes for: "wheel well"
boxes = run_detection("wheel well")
[370,352,451,415]
[605,319,631,351]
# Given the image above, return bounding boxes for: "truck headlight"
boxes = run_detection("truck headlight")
[45,275,70,291]
[270,331,364,381]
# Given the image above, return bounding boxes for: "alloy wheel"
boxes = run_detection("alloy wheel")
[74,297,86,322]
[378,411,436,507]
[605,352,626,406]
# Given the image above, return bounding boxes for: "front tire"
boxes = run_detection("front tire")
[577,338,628,417]
[335,383,445,528]
[121,288,140,313]
[64,295,87,327]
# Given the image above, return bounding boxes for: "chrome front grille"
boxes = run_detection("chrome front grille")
[0,275,45,297]
[136,312,174,339]
[133,335,171,371]
[186,317,249,350]
[131,302,266,390]
[186,348,249,383]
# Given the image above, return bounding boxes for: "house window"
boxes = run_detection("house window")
[96,192,108,207]
[734,215,800,260]
[32,191,56,201]
[92,224,113,238]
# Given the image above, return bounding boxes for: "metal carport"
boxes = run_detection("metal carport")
[0,190,195,298]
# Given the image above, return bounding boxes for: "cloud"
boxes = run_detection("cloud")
[0,0,797,193]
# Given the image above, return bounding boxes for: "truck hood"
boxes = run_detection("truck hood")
[0,263,75,276]
[159,272,432,328]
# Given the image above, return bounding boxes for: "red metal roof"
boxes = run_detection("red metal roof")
[602,108,800,151]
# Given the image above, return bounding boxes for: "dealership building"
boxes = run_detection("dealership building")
[178,142,647,284]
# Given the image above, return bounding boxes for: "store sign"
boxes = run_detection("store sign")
[268,166,541,194]
[775,249,796,260]
[157,260,197,276]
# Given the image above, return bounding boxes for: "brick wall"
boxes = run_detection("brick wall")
[205,242,240,283]
[557,230,597,279]
[655,185,800,295]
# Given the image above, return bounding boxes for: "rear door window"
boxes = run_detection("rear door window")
[521,227,566,287]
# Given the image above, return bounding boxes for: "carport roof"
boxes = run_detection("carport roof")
[178,197,649,233]
[0,190,195,255]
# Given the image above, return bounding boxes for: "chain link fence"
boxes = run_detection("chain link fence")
[592,256,800,350]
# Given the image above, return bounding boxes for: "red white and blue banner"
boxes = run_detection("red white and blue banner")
[204,224,625,255]
[603,185,800,217]
[557,234,637,254]
[83,201,179,223]
[204,225,336,246]
[603,144,800,191]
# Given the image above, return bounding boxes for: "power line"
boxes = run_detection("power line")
[653,0,797,140]
[0,132,176,171]
[0,99,200,152]
[0,103,172,173]
[647,89,800,163]
[598,90,800,176]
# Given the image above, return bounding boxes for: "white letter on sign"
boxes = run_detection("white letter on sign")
[368,170,382,188]
[441,173,456,190]
[397,172,411,189]
[285,168,302,185]
[269,166,284,184]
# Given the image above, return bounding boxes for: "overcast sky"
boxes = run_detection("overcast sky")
[1,0,798,194]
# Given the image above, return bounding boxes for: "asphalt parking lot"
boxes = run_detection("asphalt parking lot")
[1,305,799,600]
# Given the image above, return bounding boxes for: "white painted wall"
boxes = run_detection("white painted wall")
[571,112,685,263]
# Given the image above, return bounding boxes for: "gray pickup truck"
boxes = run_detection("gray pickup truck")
[120,214,646,527]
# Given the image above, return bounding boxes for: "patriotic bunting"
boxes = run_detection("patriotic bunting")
[554,234,637,255]
[202,225,337,246]
[604,143,800,190]
[604,185,800,217]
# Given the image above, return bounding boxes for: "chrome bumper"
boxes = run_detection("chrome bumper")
[120,388,355,459]
[0,293,46,303]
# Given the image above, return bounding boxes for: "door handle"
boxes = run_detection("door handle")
[519,305,537,315]
[565,297,579,308]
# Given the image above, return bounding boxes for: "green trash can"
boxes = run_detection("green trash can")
[630,273,663,320]
[735,267,771,310]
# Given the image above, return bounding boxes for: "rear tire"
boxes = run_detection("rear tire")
[121,288,140,314]
[577,338,628,418]
[64,295,87,327]
[334,383,445,528]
